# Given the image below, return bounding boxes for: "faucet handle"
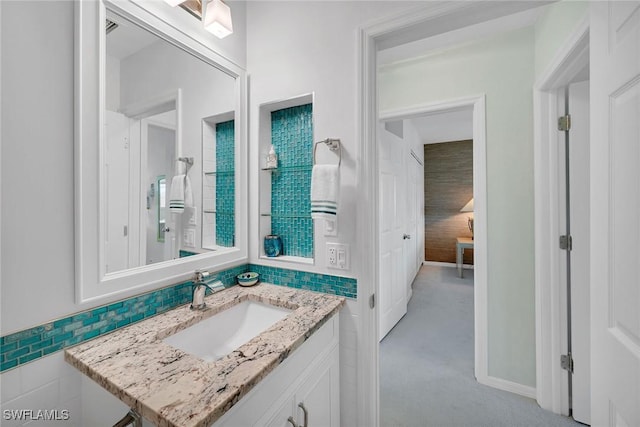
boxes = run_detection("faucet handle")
[194,269,210,282]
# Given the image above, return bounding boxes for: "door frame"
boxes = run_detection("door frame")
[356,3,549,425]
[379,95,489,384]
[532,16,589,415]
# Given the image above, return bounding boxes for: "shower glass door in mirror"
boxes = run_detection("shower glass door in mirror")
[104,10,236,274]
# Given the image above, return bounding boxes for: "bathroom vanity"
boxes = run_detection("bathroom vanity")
[65,284,344,427]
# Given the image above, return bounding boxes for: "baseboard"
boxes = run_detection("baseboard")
[477,374,537,399]
[423,261,474,269]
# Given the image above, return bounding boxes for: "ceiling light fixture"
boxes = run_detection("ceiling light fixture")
[204,0,233,39]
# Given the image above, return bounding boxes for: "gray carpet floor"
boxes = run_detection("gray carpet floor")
[380,265,584,427]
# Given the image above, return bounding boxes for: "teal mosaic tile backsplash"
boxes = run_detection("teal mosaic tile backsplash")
[0,264,248,373]
[0,263,355,372]
[270,104,314,258]
[248,264,356,299]
[216,120,235,247]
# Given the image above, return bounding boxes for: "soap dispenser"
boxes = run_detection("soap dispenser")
[266,145,278,169]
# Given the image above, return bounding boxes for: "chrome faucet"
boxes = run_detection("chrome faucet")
[190,270,225,310]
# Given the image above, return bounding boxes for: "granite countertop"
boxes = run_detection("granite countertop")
[64,283,345,427]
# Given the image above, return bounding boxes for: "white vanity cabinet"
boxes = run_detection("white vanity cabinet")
[213,313,340,427]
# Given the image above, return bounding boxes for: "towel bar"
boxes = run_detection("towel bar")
[313,138,341,166]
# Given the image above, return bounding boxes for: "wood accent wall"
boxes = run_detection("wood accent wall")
[424,140,474,264]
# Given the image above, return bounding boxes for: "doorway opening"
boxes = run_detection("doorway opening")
[376,93,489,388]
[378,106,479,425]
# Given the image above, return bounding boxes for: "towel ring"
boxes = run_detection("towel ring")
[177,157,194,174]
[313,138,342,167]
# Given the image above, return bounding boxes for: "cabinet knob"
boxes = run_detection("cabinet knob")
[287,416,298,427]
[298,402,309,427]
[403,234,411,240]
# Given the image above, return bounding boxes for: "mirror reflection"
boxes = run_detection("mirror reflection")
[104,10,236,274]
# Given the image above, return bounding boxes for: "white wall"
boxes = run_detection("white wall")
[534,0,590,79]
[0,0,246,420]
[379,26,537,387]
[0,353,82,427]
[245,2,420,424]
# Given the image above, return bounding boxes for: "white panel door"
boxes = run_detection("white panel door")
[590,2,640,426]
[105,111,131,273]
[379,124,407,341]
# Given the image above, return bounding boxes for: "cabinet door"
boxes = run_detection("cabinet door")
[294,348,340,427]
[257,397,295,427]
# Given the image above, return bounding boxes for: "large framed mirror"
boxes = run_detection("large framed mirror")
[75,0,247,304]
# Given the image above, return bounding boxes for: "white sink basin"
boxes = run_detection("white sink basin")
[163,300,292,362]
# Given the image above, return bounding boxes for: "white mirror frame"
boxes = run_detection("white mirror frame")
[75,0,247,304]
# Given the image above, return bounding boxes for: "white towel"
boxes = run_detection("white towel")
[169,174,194,214]
[169,174,185,213]
[184,175,193,208]
[311,164,339,219]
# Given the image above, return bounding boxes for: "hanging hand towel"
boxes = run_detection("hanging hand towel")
[169,174,185,213]
[311,164,340,219]
[184,175,193,208]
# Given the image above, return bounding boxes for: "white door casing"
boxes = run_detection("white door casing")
[405,152,419,299]
[533,16,589,416]
[590,2,640,426]
[379,123,408,341]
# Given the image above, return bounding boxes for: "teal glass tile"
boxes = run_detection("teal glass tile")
[1,341,17,353]
[116,319,131,328]
[31,339,53,352]
[82,316,101,327]
[1,360,17,371]
[43,343,64,356]
[18,335,42,347]
[5,346,29,361]
[107,302,123,311]
[53,332,73,344]
[92,307,107,316]
[82,330,100,341]
[3,328,41,344]
[215,120,235,247]
[19,352,42,365]
[270,104,314,258]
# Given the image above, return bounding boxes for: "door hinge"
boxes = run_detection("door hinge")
[558,115,571,131]
[561,353,574,373]
[559,235,573,251]
[369,294,375,309]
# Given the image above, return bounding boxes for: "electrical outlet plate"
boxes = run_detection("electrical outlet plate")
[327,243,349,270]
[183,229,196,248]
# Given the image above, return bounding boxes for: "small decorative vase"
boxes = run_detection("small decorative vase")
[264,235,283,257]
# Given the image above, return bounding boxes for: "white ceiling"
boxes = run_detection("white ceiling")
[106,13,159,60]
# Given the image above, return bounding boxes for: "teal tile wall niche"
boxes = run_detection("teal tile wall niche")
[270,104,314,258]
[216,120,235,247]
[0,264,355,372]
